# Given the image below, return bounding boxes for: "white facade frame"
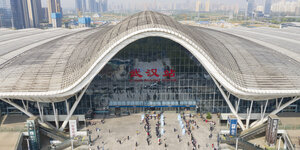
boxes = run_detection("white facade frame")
[252,96,300,128]
[0,98,34,117]
[246,100,253,129]
[210,75,246,131]
[59,84,89,131]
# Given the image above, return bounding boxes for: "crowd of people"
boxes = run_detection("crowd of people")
[143,114,153,146]
[182,113,199,150]
[85,112,219,150]
[142,112,167,147]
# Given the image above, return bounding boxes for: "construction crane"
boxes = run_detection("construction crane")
[77,8,82,17]
[56,1,61,13]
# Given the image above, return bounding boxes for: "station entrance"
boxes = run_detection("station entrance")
[109,106,196,116]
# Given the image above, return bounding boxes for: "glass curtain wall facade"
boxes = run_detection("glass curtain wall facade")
[76,37,229,114]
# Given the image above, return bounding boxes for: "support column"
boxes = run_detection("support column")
[1,99,34,117]
[278,98,283,109]
[277,136,282,150]
[236,98,240,113]
[37,102,44,123]
[21,100,28,112]
[65,100,70,115]
[52,102,59,129]
[210,75,246,130]
[260,104,263,120]
[262,100,268,120]
[253,96,300,127]
[246,100,253,129]
[59,84,89,131]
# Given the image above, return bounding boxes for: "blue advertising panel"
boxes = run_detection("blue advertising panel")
[27,117,40,150]
[229,118,237,136]
[51,13,61,19]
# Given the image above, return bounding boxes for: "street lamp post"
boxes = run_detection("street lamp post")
[71,138,74,150]
[235,138,239,150]
[26,138,30,150]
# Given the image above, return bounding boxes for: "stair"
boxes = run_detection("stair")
[0,115,7,126]
[39,122,69,141]
[221,135,263,150]
[239,123,267,140]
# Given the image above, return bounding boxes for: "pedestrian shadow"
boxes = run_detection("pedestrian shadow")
[92,136,101,143]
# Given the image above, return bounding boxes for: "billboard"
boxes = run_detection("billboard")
[228,116,237,136]
[265,115,280,146]
[69,117,78,138]
[27,117,40,150]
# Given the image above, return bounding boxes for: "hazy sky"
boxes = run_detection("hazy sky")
[40,0,279,10]
[42,0,74,9]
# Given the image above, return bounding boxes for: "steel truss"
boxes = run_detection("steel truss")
[251,96,300,128]
[59,84,89,131]
[0,83,90,131]
[210,75,300,131]
[1,80,300,131]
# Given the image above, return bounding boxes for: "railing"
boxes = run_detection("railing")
[0,126,26,132]
[220,135,263,150]
[279,124,300,130]
[39,122,69,141]
[280,130,296,150]
[239,123,267,140]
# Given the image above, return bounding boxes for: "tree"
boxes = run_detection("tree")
[206,112,212,119]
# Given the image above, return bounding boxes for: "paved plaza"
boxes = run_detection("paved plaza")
[85,112,219,150]
[0,132,22,150]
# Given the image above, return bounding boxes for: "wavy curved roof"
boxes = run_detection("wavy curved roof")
[0,11,300,102]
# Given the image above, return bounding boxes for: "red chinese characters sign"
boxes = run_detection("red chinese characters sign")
[130,69,143,78]
[129,69,176,82]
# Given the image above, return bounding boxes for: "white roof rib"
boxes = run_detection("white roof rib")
[0,11,299,102]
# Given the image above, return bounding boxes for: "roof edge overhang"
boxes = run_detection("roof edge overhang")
[1,26,300,102]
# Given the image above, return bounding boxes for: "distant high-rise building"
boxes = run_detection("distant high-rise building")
[205,0,210,12]
[0,0,8,9]
[22,0,31,28]
[234,4,240,15]
[51,12,61,27]
[48,0,62,24]
[264,0,272,15]
[195,0,201,12]
[87,0,96,12]
[78,17,91,27]
[271,1,297,14]
[101,0,108,12]
[41,7,48,21]
[47,0,54,23]
[75,0,82,12]
[1,0,41,29]
[0,0,12,28]
[246,0,255,17]
[27,0,42,28]
[82,0,86,12]
[10,0,26,29]
[296,0,300,15]
[257,5,264,12]
[76,0,87,13]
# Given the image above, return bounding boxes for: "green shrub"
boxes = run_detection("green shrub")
[206,112,212,119]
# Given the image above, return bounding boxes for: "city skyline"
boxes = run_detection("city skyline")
[41,0,248,9]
